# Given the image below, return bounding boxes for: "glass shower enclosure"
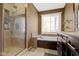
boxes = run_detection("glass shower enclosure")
[3,3,26,55]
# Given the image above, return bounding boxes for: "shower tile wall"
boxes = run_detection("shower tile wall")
[2,3,26,55]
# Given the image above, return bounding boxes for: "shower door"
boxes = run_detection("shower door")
[3,3,26,55]
[11,15,25,49]
[3,9,26,55]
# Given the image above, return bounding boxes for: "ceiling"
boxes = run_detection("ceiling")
[33,3,66,12]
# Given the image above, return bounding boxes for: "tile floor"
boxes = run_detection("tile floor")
[17,48,58,56]
[2,46,23,56]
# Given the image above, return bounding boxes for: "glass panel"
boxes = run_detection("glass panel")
[3,3,25,56]
[12,16,25,49]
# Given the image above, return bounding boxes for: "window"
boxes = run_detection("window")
[41,12,61,34]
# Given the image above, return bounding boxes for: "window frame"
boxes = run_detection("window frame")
[41,12,62,34]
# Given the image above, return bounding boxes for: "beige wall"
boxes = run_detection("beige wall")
[3,3,27,16]
[26,3,38,48]
[64,3,74,32]
[74,3,79,31]
[3,4,12,50]
[0,4,3,55]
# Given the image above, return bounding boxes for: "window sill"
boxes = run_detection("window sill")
[41,32,57,36]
